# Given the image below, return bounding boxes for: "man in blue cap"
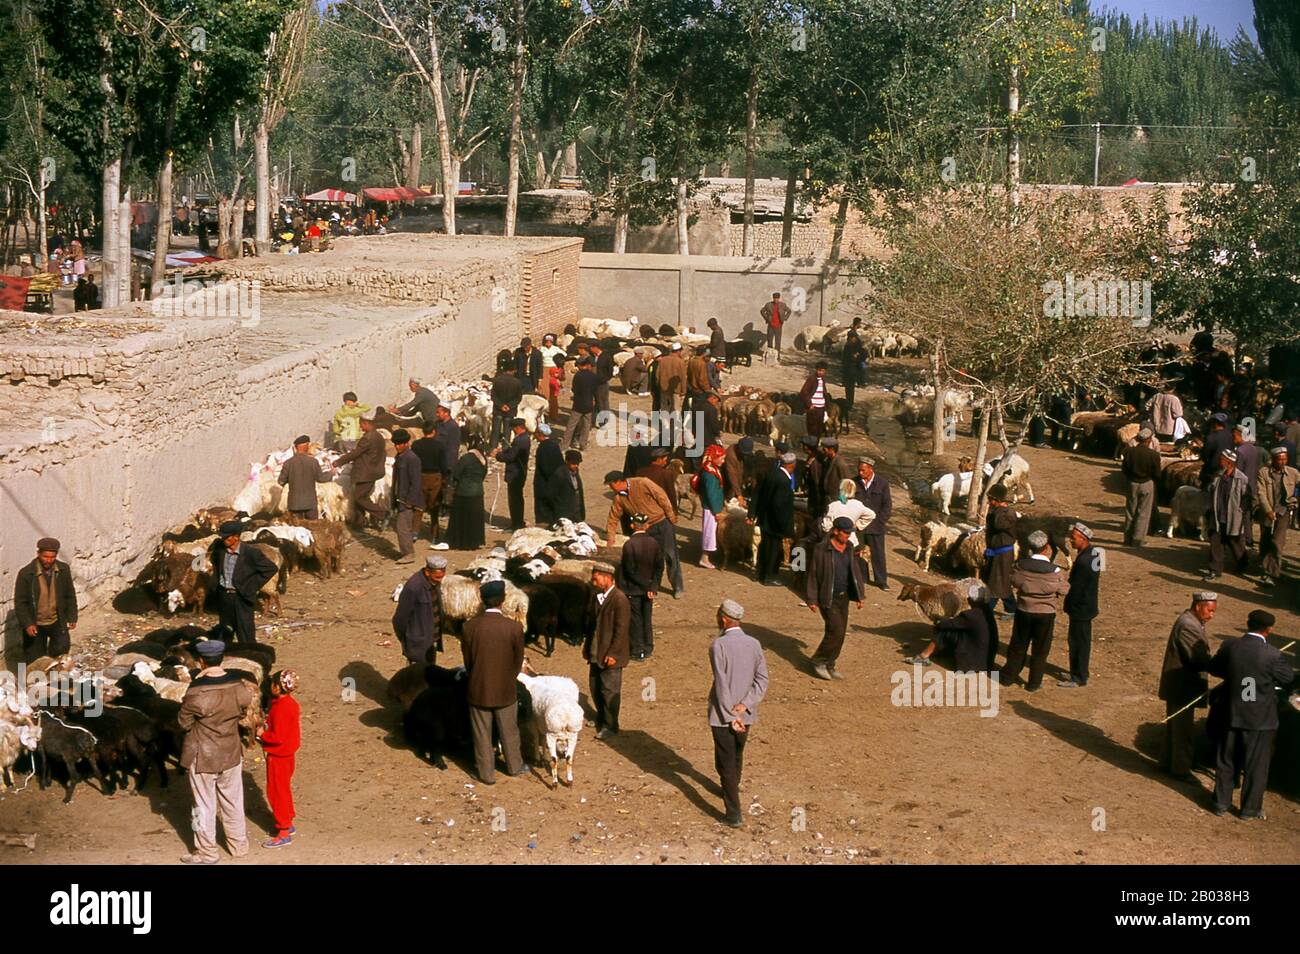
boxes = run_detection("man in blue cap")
[178,639,253,863]
[461,580,528,784]
[206,522,278,644]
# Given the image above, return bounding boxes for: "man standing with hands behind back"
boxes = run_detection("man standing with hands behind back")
[708,599,768,829]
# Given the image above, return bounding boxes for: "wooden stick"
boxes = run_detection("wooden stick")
[0,832,36,849]
[1162,639,1295,723]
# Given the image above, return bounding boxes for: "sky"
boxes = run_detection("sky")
[1095,0,1258,43]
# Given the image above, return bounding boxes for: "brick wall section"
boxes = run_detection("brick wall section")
[520,238,583,341]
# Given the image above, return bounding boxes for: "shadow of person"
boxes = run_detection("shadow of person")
[740,621,813,673]
[1011,700,1208,806]
[340,660,393,707]
[601,728,725,820]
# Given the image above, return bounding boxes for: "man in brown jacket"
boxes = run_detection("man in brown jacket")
[605,470,682,597]
[278,434,333,520]
[1000,530,1070,691]
[655,343,688,444]
[584,562,630,739]
[333,410,389,529]
[460,580,528,784]
[1158,592,1216,779]
[178,639,254,864]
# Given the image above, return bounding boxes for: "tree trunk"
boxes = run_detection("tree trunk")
[100,161,120,307]
[719,159,731,177]
[406,122,423,188]
[829,193,850,260]
[152,150,174,293]
[427,24,457,236]
[741,62,758,256]
[780,162,797,257]
[117,187,131,303]
[504,0,524,238]
[217,197,233,258]
[964,399,992,523]
[533,149,548,188]
[36,178,48,271]
[675,164,690,255]
[254,120,271,252]
[563,141,577,177]
[931,348,946,455]
[1006,63,1021,210]
[613,210,629,253]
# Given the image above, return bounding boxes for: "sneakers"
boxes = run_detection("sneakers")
[262,835,293,849]
[1057,678,1082,688]
[431,542,450,551]
[811,662,833,681]
[902,656,931,667]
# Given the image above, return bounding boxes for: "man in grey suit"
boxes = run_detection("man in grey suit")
[708,599,769,828]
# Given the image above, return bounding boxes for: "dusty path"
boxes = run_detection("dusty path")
[3,351,1296,865]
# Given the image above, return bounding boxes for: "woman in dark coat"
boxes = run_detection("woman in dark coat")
[446,448,488,550]
[981,484,1018,616]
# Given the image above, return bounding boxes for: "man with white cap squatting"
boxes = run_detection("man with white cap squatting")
[392,555,446,665]
[178,638,253,863]
[1254,445,1299,587]
[584,562,630,739]
[1060,523,1100,688]
[804,516,866,680]
[1158,592,1216,781]
[708,599,768,828]
[14,536,78,663]
[1203,447,1249,581]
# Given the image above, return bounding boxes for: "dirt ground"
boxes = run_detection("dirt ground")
[3,349,1297,866]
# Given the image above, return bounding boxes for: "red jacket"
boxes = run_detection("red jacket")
[259,695,301,758]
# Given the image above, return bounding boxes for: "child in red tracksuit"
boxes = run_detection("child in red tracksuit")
[258,670,301,848]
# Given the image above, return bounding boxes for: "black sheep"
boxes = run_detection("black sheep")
[402,673,532,770]
[724,339,755,367]
[1014,515,1080,563]
[35,710,101,803]
[522,576,596,657]
[113,674,185,777]
[66,706,163,794]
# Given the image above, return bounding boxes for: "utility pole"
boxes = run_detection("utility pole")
[1093,121,1101,187]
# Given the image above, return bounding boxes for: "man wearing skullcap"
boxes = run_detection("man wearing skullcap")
[278,434,332,521]
[605,471,682,596]
[1231,423,1263,548]
[461,580,528,784]
[568,357,600,451]
[799,361,832,438]
[1060,523,1100,688]
[206,522,278,645]
[1158,592,1217,780]
[1001,529,1070,691]
[620,514,663,661]
[749,451,798,586]
[1254,446,1299,586]
[393,378,440,426]
[1121,426,1162,545]
[391,428,424,563]
[1204,447,1250,581]
[853,457,893,590]
[494,417,532,531]
[905,582,995,673]
[1207,610,1294,818]
[392,555,447,665]
[708,599,768,828]
[14,537,78,663]
[532,421,564,526]
[178,638,254,863]
[804,516,866,680]
[333,409,389,529]
[585,563,631,739]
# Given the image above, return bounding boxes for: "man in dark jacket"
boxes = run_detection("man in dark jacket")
[800,436,825,519]
[278,435,332,520]
[489,368,524,449]
[1121,427,1162,544]
[749,452,797,585]
[461,581,528,784]
[568,357,599,450]
[178,639,254,864]
[1199,413,1234,484]
[1060,523,1100,688]
[723,438,754,506]
[411,421,445,540]
[761,292,790,354]
[532,423,564,526]
[619,514,664,661]
[584,563,631,739]
[981,485,1018,617]
[391,429,423,563]
[841,328,866,410]
[590,341,614,414]
[494,418,531,530]
[707,317,726,358]
[1231,425,1263,548]
[804,517,866,680]
[14,537,78,662]
[1207,609,1294,819]
[206,522,279,644]
[394,378,440,425]
[514,337,544,394]
[392,555,446,664]
[1159,592,1217,779]
[905,582,996,673]
[699,392,723,452]
[819,438,854,508]
[333,411,389,529]
[544,450,586,524]
[853,457,892,590]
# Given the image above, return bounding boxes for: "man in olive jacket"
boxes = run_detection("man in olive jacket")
[461,581,527,784]
[333,410,389,529]
[1159,592,1217,779]
[14,537,78,663]
[277,435,332,520]
[804,517,866,681]
[178,639,254,864]
[584,562,630,739]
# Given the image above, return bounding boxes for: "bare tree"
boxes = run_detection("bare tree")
[255,0,314,252]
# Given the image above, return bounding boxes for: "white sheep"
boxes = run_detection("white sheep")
[440,574,529,629]
[517,665,584,787]
[517,393,549,431]
[0,686,39,788]
[1168,485,1208,540]
[130,661,189,703]
[915,520,965,571]
[769,412,808,445]
[797,320,841,351]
